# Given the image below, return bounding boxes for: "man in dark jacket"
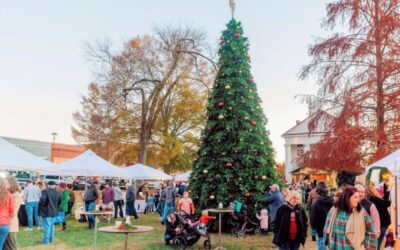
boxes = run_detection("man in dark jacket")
[265,184,284,225]
[310,181,333,250]
[83,179,98,229]
[39,181,61,244]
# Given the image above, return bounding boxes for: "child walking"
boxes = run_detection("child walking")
[256,209,269,235]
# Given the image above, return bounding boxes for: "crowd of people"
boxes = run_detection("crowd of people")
[265,180,392,250]
[0,177,75,249]
[0,174,395,250]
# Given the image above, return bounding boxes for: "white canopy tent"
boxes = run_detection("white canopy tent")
[365,149,400,238]
[366,149,400,176]
[0,137,56,173]
[125,163,172,180]
[174,171,192,182]
[58,150,129,178]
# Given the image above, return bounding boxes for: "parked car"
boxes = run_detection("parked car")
[73,176,87,190]
[41,175,63,184]
[13,171,31,189]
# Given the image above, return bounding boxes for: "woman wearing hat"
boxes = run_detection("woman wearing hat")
[58,182,69,231]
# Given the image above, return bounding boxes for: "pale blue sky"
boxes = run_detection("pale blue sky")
[0,0,329,161]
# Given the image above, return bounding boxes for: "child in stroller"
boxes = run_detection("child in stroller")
[230,203,261,238]
[167,210,212,249]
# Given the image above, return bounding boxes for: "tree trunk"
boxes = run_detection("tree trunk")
[374,0,386,157]
[137,133,147,163]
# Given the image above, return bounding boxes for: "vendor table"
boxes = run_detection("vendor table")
[207,208,234,250]
[98,225,154,250]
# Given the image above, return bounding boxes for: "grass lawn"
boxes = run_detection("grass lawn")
[17,213,317,250]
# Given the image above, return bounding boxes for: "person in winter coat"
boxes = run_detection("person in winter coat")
[265,184,285,225]
[161,181,177,224]
[101,183,114,223]
[23,180,41,230]
[39,181,61,244]
[355,184,381,237]
[83,179,98,229]
[157,184,166,216]
[366,183,391,250]
[0,178,14,249]
[164,211,181,245]
[324,185,377,250]
[273,190,308,250]
[177,191,195,215]
[113,183,124,219]
[66,184,75,217]
[3,176,22,250]
[58,182,69,231]
[256,209,269,235]
[310,181,334,250]
[307,184,318,241]
[125,183,138,224]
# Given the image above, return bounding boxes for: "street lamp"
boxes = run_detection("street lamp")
[51,132,58,143]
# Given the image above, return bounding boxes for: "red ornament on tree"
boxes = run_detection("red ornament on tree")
[218,102,224,107]
[235,32,241,38]
[220,39,224,45]
[251,121,257,126]
[248,77,255,83]
[193,157,198,162]
[245,192,251,197]
[226,162,233,167]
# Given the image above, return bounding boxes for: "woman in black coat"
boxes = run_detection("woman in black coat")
[366,183,391,250]
[273,190,308,250]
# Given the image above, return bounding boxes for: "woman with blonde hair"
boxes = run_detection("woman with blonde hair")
[4,176,22,250]
[366,183,391,249]
[273,190,308,250]
[0,178,14,249]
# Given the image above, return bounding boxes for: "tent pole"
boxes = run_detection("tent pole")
[395,176,398,238]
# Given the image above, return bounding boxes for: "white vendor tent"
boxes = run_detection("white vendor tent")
[366,149,400,238]
[366,149,400,175]
[125,163,172,180]
[58,150,129,178]
[174,171,192,182]
[0,137,56,172]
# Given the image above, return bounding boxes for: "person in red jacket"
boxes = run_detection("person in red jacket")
[0,177,14,249]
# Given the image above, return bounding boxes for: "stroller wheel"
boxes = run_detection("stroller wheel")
[237,229,245,238]
[173,236,187,246]
[203,239,211,249]
[254,228,261,236]
[231,228,238,236]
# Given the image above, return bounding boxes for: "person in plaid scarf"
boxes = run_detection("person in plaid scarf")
[324,186,377,250]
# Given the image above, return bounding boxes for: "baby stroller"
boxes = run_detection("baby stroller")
[230,203,261,238]
[173,210,212,249]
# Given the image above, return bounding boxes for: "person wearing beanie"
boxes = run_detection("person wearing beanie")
[310,181,334,250]
[39,181,61,244]
[58,182,69,231]
[83,179,98,229]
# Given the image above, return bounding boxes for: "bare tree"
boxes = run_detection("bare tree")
[80,24,215,164]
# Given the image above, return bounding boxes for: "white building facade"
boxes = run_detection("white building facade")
[281,114,329,183]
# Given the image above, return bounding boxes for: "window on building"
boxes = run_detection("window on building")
[297,144,304,156]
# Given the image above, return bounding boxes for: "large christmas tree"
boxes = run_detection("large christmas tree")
[189,19,279,214]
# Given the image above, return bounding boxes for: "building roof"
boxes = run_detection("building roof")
[281,112,332,138]
[1,136,51,160]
